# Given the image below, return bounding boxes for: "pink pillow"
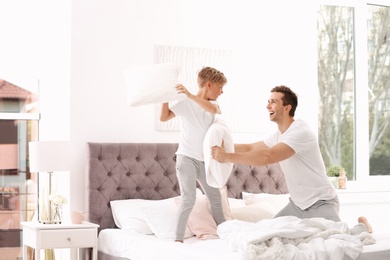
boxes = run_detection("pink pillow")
[187,196,219,239]
[175,187,231,239]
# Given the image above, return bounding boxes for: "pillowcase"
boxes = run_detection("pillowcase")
[185,196,219,240]
[110,199,153,234]
[175,186,231,239]
[230,203,276,222]
[226,193,289,222]
[110,188,231,240]
[227,197,247,209]
[138,197,194,240]
[203,118,234,188]
[123,63,184,106]
[242,192,290,205]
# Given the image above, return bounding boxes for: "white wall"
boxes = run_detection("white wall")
[0,1,71,137]
[0,0,71,220]
[70,0,318,211]
[2,0,319,212]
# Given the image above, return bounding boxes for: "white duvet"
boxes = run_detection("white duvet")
[217,216,375,260]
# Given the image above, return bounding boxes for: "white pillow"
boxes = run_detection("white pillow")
[174,187,232,239]
[110,199,153,234]
[242,192,289,204]
[203,118,234,188]
[230,203,276,222]
[123,63,184,107]
[242,192,290,215]
[227,198,246,209]
[228,193,290,222]
[138,197,194,240]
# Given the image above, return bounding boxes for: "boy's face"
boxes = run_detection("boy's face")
[207,82,224,100]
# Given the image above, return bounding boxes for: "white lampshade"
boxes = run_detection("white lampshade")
[29,141,70,172]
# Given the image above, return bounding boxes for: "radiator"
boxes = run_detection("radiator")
[338,191,390,230]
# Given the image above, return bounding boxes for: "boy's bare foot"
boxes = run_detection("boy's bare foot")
[175,240,183,243]
[358,216,372,233]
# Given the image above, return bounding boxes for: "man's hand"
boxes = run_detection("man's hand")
[211,141,225,162]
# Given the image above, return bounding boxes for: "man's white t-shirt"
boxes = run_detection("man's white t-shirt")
[264,119,337,210]
[170,98,217,161]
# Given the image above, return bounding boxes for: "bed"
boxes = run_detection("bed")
[85,142,390,260]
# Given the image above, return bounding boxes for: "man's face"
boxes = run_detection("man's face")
[266,92,285,122]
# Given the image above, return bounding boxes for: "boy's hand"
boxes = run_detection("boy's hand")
[177,83,219,114]
[176,84,191,97]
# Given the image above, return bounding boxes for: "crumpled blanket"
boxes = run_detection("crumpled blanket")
[217,216,375,260]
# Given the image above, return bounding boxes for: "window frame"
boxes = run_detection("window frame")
[0,88,40,224]
[318,0,390,190]
[0,113,40,120]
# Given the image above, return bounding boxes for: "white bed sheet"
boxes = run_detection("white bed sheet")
[98,228,243,260]
[357,230,390,260]
[98,228,390,260]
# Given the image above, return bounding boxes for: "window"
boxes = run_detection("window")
[0,79,39,255]
[367,4,390,176]
[317,1,390,182]
[317,4,355,180]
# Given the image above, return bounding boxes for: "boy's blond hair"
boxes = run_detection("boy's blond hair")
[197,67,227,87]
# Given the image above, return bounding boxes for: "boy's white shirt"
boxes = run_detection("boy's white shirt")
[170,98,218,161]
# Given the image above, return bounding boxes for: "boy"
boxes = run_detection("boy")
[160,66,227,242]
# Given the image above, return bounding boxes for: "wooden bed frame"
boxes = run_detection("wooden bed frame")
[85,142,288,260]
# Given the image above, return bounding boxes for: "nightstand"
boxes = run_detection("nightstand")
[21,221,99,260]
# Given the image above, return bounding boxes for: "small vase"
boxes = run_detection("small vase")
[53,205,63,224]
[328,177,339,189]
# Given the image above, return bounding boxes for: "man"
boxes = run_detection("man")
[211,85,371,235]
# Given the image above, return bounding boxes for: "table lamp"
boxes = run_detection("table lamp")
[29,141,70,224]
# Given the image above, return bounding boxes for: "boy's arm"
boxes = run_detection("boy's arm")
[160,102,176,122]
[177,84,220,114]
[187,94,221,114]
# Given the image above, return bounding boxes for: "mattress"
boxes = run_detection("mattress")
[98,228,242,260]
[356,230,390,260]
[98,228,390,260]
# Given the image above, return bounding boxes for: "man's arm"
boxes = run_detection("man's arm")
[212,142,295,166]
[234,141,268,153]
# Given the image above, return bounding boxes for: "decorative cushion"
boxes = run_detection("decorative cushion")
[203,118,234,188]
[230,203,276,222]
[123,63,184,106]
[139,197,194,240]
[186,196,219,239]
[175,187,231,239]
[224,193,289,223]
[110,188,232,240]
[110,199,153,234]
[242,192,290,206]
[227,197,247,209]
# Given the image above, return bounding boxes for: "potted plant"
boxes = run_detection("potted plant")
[326,165,344,188]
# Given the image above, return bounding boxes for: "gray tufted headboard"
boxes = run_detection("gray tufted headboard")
[85,142,288,232]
